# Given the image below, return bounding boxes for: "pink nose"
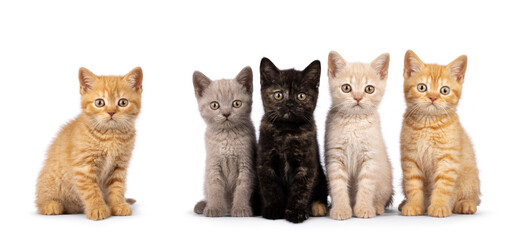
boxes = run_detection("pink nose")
[108,111,116,117]
[354,97,362,102]
[429,96,437,102]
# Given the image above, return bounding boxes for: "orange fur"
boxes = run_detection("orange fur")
[399,50,480,217]
[36,67,143,220]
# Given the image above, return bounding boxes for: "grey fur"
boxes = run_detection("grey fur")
[193,67,257,217]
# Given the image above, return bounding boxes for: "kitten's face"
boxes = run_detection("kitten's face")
[260,58,320,123]
[403,50,467,116]
[79,67,143,131]
[193,67,253,128]
[328,51,390,115]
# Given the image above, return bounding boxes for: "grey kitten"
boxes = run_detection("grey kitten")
[193,66,258,217]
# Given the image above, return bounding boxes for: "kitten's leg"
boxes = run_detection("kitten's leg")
[72,157,110,220]
[231,160,254,217]
[285,165,314,223]
[453,144,480,214]
[257,161,285,220]
[105,164,132,216]
[400,153,425,216]
[310,165,328,217]
[353,159,377,218]
[36,166,65,215]
[326,155,352,220]
[204,165,227,217]
[428,153,459,218]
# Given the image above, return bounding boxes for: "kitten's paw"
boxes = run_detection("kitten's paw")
[111,203,132,216]
[428,204,452,218]
[375,204,385,215]
[310,201,327,217]
[398,199,407,212]
[285,208,309,223]
[353,204,376,218]
[262,206,285,220]
[329,205,352,220]
[203,207,225,217]
[194,201,207,214]
[231,206,252,217]
[40,201,64,215]
[86,205,111,220]
[453,200,477,214]
[401,203,425,216]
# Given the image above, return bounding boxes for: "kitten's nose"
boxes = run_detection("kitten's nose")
[223,113,231,118]
[429,96,438,102]
[108,111,116,117]
[286,102,294,108]
[354,97,362,102]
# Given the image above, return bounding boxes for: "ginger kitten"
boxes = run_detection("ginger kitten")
[36,67,143,220]
[399,50,481,217]
[325,51,393,220]
[192,67,260,217]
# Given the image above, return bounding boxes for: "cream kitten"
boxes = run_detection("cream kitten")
[325,51,393,220]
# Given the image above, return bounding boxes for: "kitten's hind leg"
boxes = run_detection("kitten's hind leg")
[194,200,207,214]
[310,165,328,217]
[39,200,64,215]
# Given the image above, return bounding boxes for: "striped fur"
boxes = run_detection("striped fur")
[36,67,142,220]
[399,50,480,217]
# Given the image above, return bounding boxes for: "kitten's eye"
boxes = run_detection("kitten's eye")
[365,85,375,94]
[341,84,352,93]
[232,100,242,108]
[440,86,450,95]
[297,93,307,101]
[118,98,129,107]
[209,101,220,110]
[273,91,284,100]
[417,83,427,92]
[94,99,105,108]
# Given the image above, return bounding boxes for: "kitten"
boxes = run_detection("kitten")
[192,67,260,217]
[257,58,328,223]
[399,50,481,217]
[36,67,143,220]
[325,51,393,220]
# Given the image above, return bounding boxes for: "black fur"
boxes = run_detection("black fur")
[257,57,328,223]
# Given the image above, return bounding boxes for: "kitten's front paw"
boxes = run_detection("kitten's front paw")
[453,200,477,214]
[86,205,111,220]
[400,203,425,216]
[329,205,352,220]
[353,204,376,218]
[262,206,285,220]
[203,207,225,217]
[231,206,252,217]
[428,204,452,218]
[285,208,309,223]
[111,203,132,216]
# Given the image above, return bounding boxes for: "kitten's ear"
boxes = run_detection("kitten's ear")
[260,57,279,85]
[371,53,390,80]
[328,51,346,78]
[404,50,424,79]
[79,67,97,94]
[447,55,468,84]
[235,66,253,93]
[125,67,143,91]
[303,60,321,88]
[193,71,212,97]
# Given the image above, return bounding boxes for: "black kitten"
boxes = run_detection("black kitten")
[257,57,328,223]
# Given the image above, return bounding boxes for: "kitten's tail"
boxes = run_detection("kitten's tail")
[194,200,206,214]
[126,198,136,205]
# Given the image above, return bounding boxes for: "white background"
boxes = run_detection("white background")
[1,0,515,239]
